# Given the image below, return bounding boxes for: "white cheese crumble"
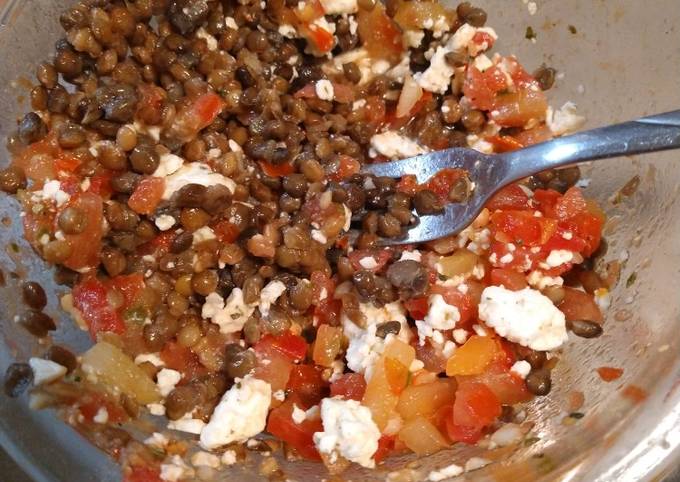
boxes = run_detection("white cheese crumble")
[313,397,380,468]
[154,214,176,231]
[413,45,454,94]
[144,432,169,450]
[162,162,236,200]
[452,328,469,345]
[428,463,464,481]
[195,27,218,50]
[319,0,358,14]
[370,131,428,160]
[292,404,307,424]
[342,302,411,379]
[28,358,67,385]
[278,23,297,38]
[359,256,378,269]
[134,352,166,367]
[526,270,564,290]
[160,455,195,482]
[225,16,238,30]
[193,226,217,245]
[34,180,71,207]
[93,407,109,424]
[399,250,422,262]
[148,403,166,416]
[259,280,287,317]
[510,360,531,379]
[221,450,237,465]
[544,249,574,267]
[465,457,491,472]
[311,229,327,244]
[153,153,184,178]
[273,389,285,401]
[156,368,182,397]
[416,294,461,344]
[315,79,335,101]
[546,102,586,136]
[473,54,494,72]
[200,376,271,449]
[202,288,255,334]
[342,204,352,231]
[479,286,568,351]
[311,16,336,35]
[191,451,221,468]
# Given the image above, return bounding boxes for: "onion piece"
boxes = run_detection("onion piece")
[396,75,423,118]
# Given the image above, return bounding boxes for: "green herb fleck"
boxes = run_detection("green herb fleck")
[569,412,585,419]
[74,376,82,382]
[525,26,537,40]
[568,25,578,34]
[438,273,448,281]
[10,243,19,253]
[524,436,541,447]
[626,272,637,288]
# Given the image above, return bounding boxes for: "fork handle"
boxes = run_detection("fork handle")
[499,109,680,184]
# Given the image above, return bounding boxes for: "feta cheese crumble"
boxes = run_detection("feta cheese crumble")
[370,131,428,160]
[200,376,271,449]
[28,358,67,385]
[510,360,531,379]
[154,214,176,231]
[162,162,236,200]
[359,256,378,269]
[168,413,206,434]
[153,153,184,178]
[278,23,297,38]
[546,102,586,136]
[259,280,287,317]
[160,455,194,482]
[428,463,464,481]
[313,397,380,468]
[319,0,358,14]
[202,288,255,334]
[479,286,568,351]
[292,404,307,424]
[416,294,461,344]
[156,368,182,397]
[315,79,335,100]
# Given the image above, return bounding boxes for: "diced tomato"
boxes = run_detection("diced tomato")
[108,273,145,309]
[430,285,477,325]
[452,381,501,430]
[259,161,295,177]
[446,336,502,376]
[357,4,404,61]
[555,187,587,220]
[311,271,335,303]
[384,357,409,394]
[212,220,240,243]
[61,192,104,271]
[22,209,55,248]
[295,0,325,22]
[597,366,624,382]
[533,188,561,217]
[191,92,225,128]
[374,435,395,463]
[253,342,294,394]
[330,373,366,401]
[445,417,483,445]
[486,184,532,211]
[294,83,354,104]
[490,87,548,128]
[87,172,114,198]
[621,384,647,403]
[348,248,392,272]
[124,466,163,482]
[363,95,387,126]
[403,296,429,320]
[72,276,125,338]
[558,287,603,322]
[471,31,496,52]
[423,168,466,202]
[261,331,308,363]
[303,23,335,52]
[128,177,165,215]
[266,400,322,460]
[513,124,552,146]
[287,364,327,406]
[79,392,129,424]
[490,210,557,247]
[463,65,508,111]
[54,154,82,173]
[136,84,166,120]
[459,361,531,405]
[160,341,205,380]
[326,155,361,182]
[14,134,61,182]
[485,135,524,153]
[387,91,433,129]
[311,271,341,325]
[396,174,419,196]
[490,268,528,290]
[137,230,176,257]
[313,324,343,367]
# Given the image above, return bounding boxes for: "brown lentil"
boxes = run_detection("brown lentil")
[21,282,47,310]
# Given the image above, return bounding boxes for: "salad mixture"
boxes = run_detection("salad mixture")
[0,0,612,480]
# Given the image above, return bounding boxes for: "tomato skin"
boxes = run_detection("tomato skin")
[72,276,125,338]
[304,22,334,52]
[266,400,322,460]
[108,273,145,309]
[128,177,165,215]
[330,373,367,401]
[259,161,295,177]
[260,332,308,363]
[485,135,524,153]
[287,364,327,407]
[374,435,395,463]
[192,92,225,128]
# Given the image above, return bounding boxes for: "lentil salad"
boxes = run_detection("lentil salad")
[0,0,612,479]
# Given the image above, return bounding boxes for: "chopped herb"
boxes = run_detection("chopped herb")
[525,26,537,40]
[524,436,541,447]
[10,243,19,253]
[569,412,585,419]
[568,24,578,34]
[437,273,448,281]
[74,376,82,382]
[626,272,637,287]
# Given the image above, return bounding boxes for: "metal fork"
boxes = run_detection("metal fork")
[361,110,680,245]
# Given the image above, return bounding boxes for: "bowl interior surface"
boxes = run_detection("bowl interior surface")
[0,1,679,481]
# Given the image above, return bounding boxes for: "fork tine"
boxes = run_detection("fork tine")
[379,201,482,245]
[361,148,474,183]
